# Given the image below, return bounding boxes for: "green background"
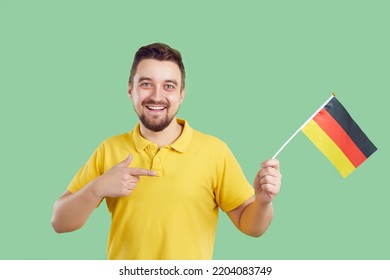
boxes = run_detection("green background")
[1,0,388,259]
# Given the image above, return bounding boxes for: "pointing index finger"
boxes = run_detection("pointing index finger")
[128,168,157,177]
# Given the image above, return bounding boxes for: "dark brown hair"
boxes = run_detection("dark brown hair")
[129,43,185,90]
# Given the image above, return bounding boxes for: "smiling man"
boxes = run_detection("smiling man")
[51,43,282,260]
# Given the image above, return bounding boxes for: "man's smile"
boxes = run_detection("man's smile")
[145,105,166,111]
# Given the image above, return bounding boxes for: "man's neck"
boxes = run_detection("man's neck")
[139,118,183,148]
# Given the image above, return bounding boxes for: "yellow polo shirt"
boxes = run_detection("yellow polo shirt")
[68,119,254,259]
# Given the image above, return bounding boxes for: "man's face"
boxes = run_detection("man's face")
[129,59,185,132]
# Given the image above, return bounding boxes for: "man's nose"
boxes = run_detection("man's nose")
[149,86,164,100]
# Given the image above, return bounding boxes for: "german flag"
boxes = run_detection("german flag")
[301,96,377,177]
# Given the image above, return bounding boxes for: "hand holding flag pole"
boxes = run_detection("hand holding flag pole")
[271,93,377,178]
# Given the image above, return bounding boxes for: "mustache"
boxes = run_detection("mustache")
[142,99,169,107]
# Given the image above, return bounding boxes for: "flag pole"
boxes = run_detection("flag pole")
[272,93,336,159]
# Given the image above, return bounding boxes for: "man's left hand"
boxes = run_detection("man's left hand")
[254,159,282,205]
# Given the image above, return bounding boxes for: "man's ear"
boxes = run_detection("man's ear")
[180,89,185,104]
[128,83,133,99]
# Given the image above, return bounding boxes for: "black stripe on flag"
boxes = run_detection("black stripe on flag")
[324,97,377,158]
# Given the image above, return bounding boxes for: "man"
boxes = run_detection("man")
[51,43,282,260]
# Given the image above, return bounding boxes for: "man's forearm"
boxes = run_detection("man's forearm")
[51,180,102,233]
[239,200,274,237]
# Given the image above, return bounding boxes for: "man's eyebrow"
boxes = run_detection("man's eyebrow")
[165,79,178,86]
[138,77,152,82]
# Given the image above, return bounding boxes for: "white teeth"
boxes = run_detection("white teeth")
[147,106,165,110]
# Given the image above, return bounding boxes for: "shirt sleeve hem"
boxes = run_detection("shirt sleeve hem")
[221,189,255,213]
[67,185,79,194]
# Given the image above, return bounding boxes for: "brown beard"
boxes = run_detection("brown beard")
[139,113,175,132]
[135,98,181,132]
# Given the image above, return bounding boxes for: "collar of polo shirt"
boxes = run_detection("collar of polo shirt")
[133,118,193,153]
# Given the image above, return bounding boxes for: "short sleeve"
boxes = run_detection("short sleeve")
[214,144,254,212]
[67,143,105,194]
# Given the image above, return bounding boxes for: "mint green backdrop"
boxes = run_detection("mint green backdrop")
[1,0,388,259]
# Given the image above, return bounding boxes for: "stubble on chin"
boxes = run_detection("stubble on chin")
[139,114,174,132]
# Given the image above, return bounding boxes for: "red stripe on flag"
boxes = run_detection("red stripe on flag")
[313,108,367,167]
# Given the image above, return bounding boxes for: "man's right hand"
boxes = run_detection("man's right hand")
[93,154,156,198]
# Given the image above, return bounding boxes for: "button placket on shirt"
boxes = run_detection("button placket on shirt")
[151,147,168,177]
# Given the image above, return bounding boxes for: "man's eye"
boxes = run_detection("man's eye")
[140,82,151,87]
[165,84,175,89]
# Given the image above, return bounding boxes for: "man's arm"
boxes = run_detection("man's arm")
[51,182,103,233]
[51,154,156,233]
[227,159,281,237]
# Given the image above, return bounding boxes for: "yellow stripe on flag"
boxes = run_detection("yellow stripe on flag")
[302,120,356,178]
